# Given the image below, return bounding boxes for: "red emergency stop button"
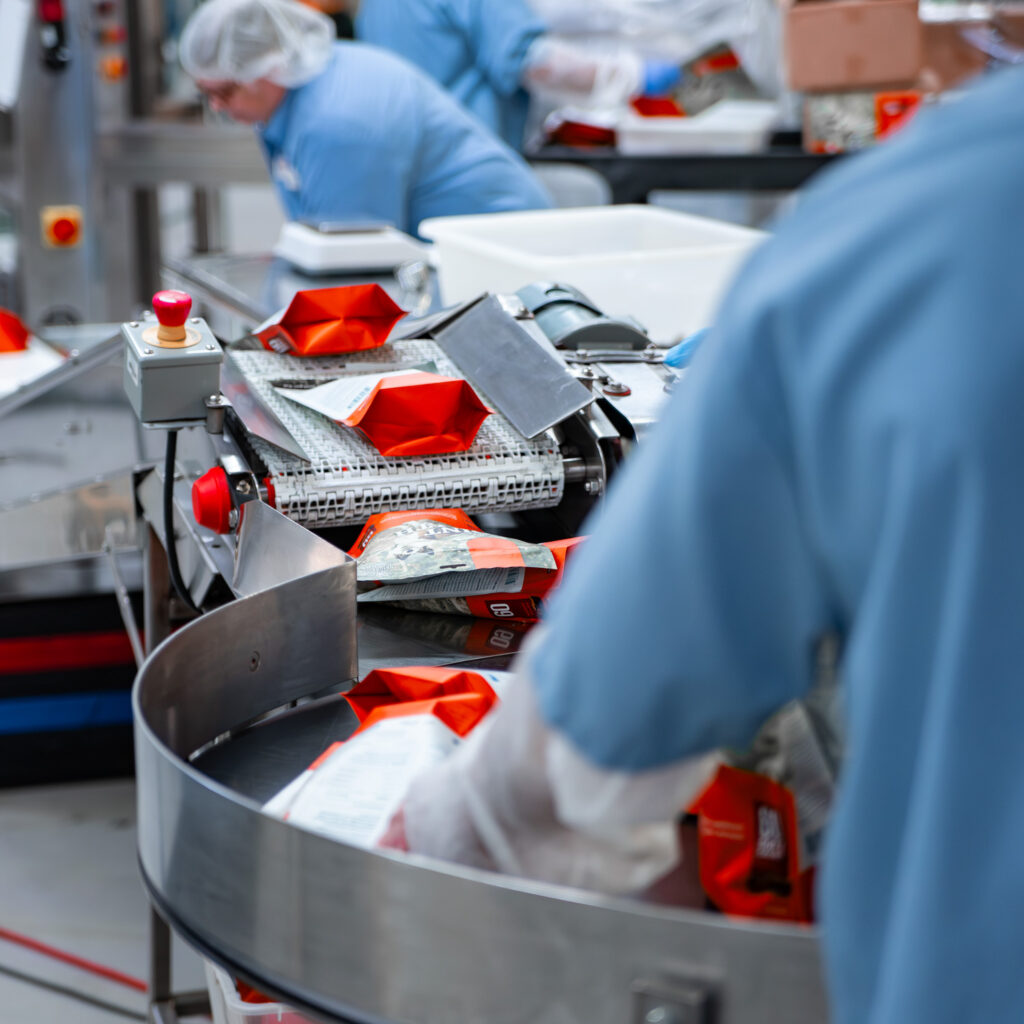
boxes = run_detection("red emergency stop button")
[40,205,83,248]
[52,217,77,242]
[192,466,234,534]
[153,289,192,343]
[153,290,192,326]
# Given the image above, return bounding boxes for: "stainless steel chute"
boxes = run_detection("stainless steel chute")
[134,504,828,1024]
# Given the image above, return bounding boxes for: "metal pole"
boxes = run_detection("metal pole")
[124,0,164,306]
[143,524,172,654]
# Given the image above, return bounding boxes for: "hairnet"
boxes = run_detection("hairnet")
[180,0,335,88]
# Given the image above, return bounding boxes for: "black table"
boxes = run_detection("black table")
[528,143,837,204]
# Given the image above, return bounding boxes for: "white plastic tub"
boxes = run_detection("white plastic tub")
[617,100,780,157]
[205,960,318,1024]
[419,205,766,343]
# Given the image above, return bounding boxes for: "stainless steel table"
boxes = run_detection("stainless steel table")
[0,323,155,600]
[163,253,436,341]
[528,142,837,206]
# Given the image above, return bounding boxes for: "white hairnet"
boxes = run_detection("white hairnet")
[180,0,335,87]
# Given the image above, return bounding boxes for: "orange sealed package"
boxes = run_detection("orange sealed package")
[0,309,30,353]
[345,665,504,738]
[276,370,490,456]
[349,508,473,552]
[264,664,513,847]
[254,283,405,356]
[350,509,584,620]
[631,96,685,117]
[689,764,814,923]
[456,535,585,621]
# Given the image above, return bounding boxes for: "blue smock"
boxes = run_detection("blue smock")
[258,43,551,237]
[354,0,544,149]
[531,67,1024,1024]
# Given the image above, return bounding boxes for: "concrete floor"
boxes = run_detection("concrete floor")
[0,779,207,1023]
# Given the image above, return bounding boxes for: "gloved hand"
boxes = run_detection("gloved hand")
[664,327,710,369]
[641,59,683,97]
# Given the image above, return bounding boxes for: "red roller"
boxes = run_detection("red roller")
[191,466,234,534]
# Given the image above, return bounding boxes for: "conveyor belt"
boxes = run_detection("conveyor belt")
[230,339,565,528]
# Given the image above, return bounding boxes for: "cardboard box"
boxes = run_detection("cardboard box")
[785,0,923,92]
[919,22,988,91]
[920,15,1024,91]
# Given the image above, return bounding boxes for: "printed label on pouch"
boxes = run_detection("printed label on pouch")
[358,566,525,603]
[269,715,461,848]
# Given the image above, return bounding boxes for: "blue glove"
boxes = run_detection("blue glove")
[641,59,683,97]
[664,327,709,369]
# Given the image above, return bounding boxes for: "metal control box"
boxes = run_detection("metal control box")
[122,314,223,423]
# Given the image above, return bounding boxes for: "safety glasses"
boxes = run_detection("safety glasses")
[198,80,241,104]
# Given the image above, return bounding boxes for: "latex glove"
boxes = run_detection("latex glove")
[523,36,643,109]
[641,59,683,97]
[664,327,710,369]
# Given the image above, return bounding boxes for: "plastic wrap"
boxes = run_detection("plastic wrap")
[528,0,785,98]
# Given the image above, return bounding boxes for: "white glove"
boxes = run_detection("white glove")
[522,36,644,109]
[401,631,719,894]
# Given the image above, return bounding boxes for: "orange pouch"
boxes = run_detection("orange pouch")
[344,665,502,738]
[255,283,405,355]
[689,764,812,923]
[0,309,30,352]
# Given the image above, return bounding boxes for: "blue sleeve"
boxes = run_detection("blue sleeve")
[357,0,543,97]
[530,308,834,772]
[291,128,412,232]
[443,0,545,95]
[259,138,300,222]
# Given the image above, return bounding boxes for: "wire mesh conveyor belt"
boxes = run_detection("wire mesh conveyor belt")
[229,340,566,529]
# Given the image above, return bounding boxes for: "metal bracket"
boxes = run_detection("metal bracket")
[205,393,230,434]
[220,452,260,514]
[564,345,665,365]
[496,292,532,319]
[632,975,719,1024]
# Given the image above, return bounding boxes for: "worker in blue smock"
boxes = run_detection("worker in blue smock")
[353,0,683,148]
[179,0,551,238]
[385,66,1024,1023]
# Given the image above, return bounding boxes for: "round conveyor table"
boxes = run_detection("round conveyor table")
[134,501,828,1024]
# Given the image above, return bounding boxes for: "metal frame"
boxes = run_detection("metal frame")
[0,0,268,327]
[1,0,137,325]
[0,328,122,418]
[528,146,836,205]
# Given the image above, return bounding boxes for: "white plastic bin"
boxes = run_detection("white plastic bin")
[205,960,318,1024]
[419,205,766,343]
[616,100,780,157]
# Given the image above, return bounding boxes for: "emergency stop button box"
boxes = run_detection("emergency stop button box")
[122,310,223,424]
[40,205,83,248]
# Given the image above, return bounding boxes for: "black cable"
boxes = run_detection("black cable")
[0,961,147,1021]
[164,429,200,614]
